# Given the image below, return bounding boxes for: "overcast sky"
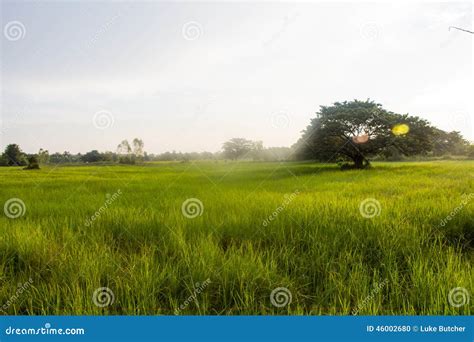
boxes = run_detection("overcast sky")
[1,1,472,154]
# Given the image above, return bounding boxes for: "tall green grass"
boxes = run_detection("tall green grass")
[0,161,472,314]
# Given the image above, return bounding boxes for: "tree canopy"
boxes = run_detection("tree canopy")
[222,138,262,160]
[2,144,27,166]
[294,100,437,168]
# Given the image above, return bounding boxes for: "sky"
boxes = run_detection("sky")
[1,1,472,154]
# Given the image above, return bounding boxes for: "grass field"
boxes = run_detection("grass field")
[0,161,472,315]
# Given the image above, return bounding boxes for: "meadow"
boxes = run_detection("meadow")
[0,160,472,315]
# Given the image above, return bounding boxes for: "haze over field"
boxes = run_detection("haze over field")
[1,1,472,153]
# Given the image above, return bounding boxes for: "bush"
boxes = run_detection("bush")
[118,155,136,164]
[24,156,40,170]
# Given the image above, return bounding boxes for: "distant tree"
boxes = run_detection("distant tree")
[467,144,474,159]
[117,140,131,155]
[49,153,62,164]
[132,138,144,158]
[150,150,218,161]
[117,139,135,164]
[102,151,116,162]
[81,150,103,163]
[63,151,71,161]
[222,138,256,160]
[249,140,264,160]
[431,129,470,156]
[2,144,27,166]
[295,100,434,169]
[50,151,72,164]
[38,148,50,164]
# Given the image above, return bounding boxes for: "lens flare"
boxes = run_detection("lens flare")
[352,134,369,144]
[392,124,410,136]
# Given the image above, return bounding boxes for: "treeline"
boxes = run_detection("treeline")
[0,138,293,168]
[1,131,472,168]
[373,129,474,161]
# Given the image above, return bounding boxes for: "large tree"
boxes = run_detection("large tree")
[117,140,132,155]
[222,138,261,160]
[38,148,50,164]
[294,100,434,168]
[2,144,27,166]
[222,138,252,160]
[132,138,144,159]
[117,139,139,164]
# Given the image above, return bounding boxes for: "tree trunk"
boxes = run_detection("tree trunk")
[353,154,367,169]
